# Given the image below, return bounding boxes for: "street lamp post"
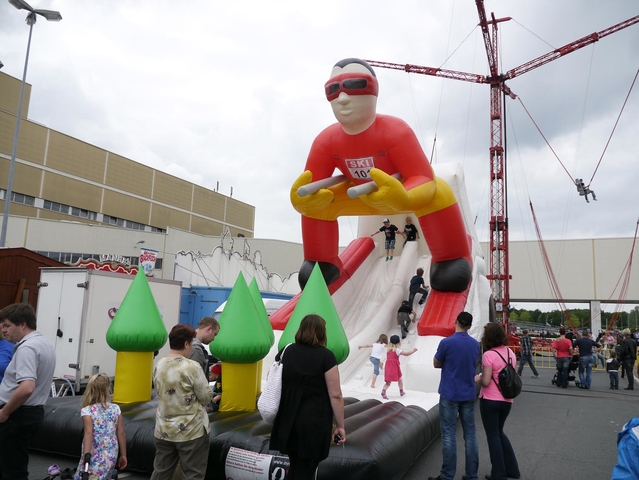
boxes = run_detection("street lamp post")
[0,0,61,247]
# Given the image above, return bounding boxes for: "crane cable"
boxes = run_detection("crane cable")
[588,66,639,187]
[607,217,639,331]
[429,0,459,164]
[528,201,574,331]
[516,65,639,189]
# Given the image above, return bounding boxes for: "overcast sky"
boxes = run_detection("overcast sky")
[1,1,638,250]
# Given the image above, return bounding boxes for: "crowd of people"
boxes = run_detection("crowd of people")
[0,291,636,480]
[0,300,347,480]
[551,327,638,391]
[0,302,227,480]
[427,315,639,480]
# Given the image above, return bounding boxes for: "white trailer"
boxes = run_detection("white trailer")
[36,267,181,393]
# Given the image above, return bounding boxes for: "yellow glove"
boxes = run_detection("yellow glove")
[358,169,409,211]
[360,168,436,212]
[290,171,334,216]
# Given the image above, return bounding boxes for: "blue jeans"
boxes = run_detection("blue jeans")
[556,357,570,387]
[517,354,539,376]
[479,399,520,480]
[609,371,619,389]
[370,356,381,376]
[438,397,478,480]
[578,355,593,387]
[408,287,428,308]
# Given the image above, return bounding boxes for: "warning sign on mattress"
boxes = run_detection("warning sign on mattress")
[225,447,290,480]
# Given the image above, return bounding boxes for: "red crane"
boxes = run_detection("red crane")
[367,1,639,324]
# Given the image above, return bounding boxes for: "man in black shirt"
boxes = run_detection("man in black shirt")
[619,328,637,390]
[573,330,600,389]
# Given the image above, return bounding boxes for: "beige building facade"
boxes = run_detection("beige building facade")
[0,71,254,245]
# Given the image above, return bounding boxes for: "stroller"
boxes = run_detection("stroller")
[551,354,580,387]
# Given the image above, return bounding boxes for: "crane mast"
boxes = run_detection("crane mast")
[483,10,511,323]
[367,2,639,326]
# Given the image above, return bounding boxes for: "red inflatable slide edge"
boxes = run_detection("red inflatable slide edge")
[269,237,375,331]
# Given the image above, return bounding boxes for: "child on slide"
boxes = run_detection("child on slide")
[381,335,418,399]
[358,334,388,388]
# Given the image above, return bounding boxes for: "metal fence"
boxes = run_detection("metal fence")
[511,345,637,370]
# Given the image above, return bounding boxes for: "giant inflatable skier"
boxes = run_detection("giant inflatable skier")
[291,58,472,332]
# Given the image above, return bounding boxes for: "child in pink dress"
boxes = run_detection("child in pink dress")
[381,335,418,399]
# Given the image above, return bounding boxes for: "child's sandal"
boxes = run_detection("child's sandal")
[400,390,406,397]
[381,389,388,400]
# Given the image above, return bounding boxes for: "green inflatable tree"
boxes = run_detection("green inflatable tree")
[210,272,272,363]
[248,277,275,347]
[280,263,349,364]
[106,267,167,352]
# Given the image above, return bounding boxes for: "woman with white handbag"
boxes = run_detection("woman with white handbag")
[269,314,346,480]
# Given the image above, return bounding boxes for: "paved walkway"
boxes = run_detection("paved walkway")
[402,365,638,480]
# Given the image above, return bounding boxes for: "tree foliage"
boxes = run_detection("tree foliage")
[509,307,639,332]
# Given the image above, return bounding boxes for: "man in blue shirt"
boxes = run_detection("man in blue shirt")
[429,312,480,480]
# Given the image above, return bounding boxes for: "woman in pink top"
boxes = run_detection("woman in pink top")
[474,323,520,480]
[551,327,574,388]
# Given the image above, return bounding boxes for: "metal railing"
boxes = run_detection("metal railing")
[512,345,639,370]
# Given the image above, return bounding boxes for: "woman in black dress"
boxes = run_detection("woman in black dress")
[269,314,346,479]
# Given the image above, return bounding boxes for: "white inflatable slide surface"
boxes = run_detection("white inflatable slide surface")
[264,163,492,412]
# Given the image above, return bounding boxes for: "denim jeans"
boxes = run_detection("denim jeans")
[408,287,428,309]
[556,357,570,387]
[578,355,593,387]
[370,356,381,376]
[609,371,619,389]
[438,397,479,480]
[593,352,605,368]
[517,354,539,376]
[479,399,520,480]
[0,405,45,480]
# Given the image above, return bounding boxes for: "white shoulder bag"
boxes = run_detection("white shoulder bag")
[258,344,291,425]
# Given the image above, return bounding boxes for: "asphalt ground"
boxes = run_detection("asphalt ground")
[402,364,639,480]
[28,365,638,480]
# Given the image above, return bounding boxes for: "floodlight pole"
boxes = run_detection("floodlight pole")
[1,2,61,247]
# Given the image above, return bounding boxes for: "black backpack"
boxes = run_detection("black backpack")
[491,349,522,399]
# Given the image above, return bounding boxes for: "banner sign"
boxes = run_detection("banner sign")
[225,447,289,480]
[139,248,158,275]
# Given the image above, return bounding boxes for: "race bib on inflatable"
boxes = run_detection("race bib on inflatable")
[345,157,374,181]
